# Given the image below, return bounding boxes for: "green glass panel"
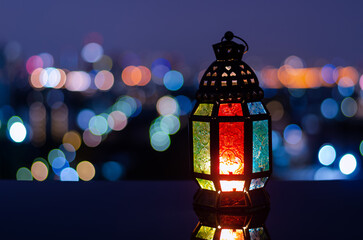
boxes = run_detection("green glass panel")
[196,178,216,191]
[196,226,216,240]
[194,103,213,116]
[193,121,211,174]
[252,120,269,173]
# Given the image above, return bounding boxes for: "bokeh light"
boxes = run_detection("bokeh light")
[272,130,282,151]
[26,55,43,74]
[62,131,82,151]
[31,161,48,181]
[266,101,284,121]
[77,109,95,130]
[65,71,91,91]
[59,143,76,162]
[81,43,104,63]
[16,167,33,181]
[321,64,337,84]
[83,129,102,147]
[175,95,192,115]
[321,98,338,119]
[360,140,363,156]
[52,156,70,176]
[150,131,170,152]
[95,70,114,91]
[113,96,138,117]
[76,161,96,181]
[38,53,54,68]
[151,58,171,79]
[9,122,27,143]
[7,116,23,130]
[156,96,179,116]
[160,115,180,135]
[60,168,79,181]
[107,111,127,131]
[48,149,65,166]
[89,115,108,136]
[337,78,354,97]
[163,70,184,91]
[339,154,357,175]
[93,55,113,71]
[122,66,151,86]
[341,97,357,117]
[102,161,123,181]
[318,144,336,166]
[283,124,302,145]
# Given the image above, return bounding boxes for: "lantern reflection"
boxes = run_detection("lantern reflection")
[191,207,270,240]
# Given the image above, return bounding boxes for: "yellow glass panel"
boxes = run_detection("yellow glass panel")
[197,226,216,240]
[220,229,244,240]
[194,103,213,116]
[193,121,211,174]
[220,181,245,192]
[196,178,216,191]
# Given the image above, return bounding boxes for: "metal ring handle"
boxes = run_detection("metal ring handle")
[221,31,249,54]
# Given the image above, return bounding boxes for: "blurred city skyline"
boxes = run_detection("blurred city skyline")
[0,0,362,67]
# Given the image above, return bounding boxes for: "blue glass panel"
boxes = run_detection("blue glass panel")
[249,177,268,190]
[247,102,266,115]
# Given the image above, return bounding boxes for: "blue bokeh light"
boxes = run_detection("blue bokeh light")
[102,161,123,181]
[175,95,192,115]
[77,109,95,130]
[60,167,79,181]
[283,124,302,145]
[163,70,184,91]
[318,144,336,166]
[320,98,338,119]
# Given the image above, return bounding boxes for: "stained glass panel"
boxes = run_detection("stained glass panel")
[220,180,245,192]
[220,229,244,240]
[196,178,216,191]
[219,122,244,175]
[194,103,213,116]
[249,177,268,190]
[252,120,269,173]
[247,102,266,115]
[193,121,211,174]
[218,103,243,116]
[249,227,268,240]
[196,226,216,240]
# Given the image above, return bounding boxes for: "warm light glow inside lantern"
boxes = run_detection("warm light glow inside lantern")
[190,32,272,210]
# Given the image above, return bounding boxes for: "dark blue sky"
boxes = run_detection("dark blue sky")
[0,0,362,67]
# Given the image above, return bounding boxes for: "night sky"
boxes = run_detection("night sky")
[0,0,362,66]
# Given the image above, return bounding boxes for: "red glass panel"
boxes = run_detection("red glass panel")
[218,103,243,116]
[219,122,244,175]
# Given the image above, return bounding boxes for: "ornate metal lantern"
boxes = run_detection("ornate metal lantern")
[190,31,272,211]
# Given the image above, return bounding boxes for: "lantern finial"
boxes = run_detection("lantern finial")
[213,32,249,61]
[224,31,234,41]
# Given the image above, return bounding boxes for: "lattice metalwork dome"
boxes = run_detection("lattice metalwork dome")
[196,31,264,102]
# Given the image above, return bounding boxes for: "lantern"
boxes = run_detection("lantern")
[191,208,270,240]
[190,32,272,211]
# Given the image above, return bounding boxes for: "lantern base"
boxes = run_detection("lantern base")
[193,188,270,213]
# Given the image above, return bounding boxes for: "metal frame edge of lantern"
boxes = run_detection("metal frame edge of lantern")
[189,31,272,213]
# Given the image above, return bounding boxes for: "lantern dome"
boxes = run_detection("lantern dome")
[197,32,264,103]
